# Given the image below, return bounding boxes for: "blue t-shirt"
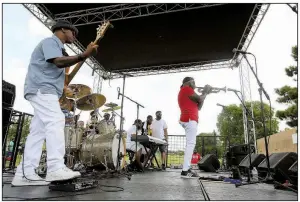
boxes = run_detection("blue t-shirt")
[24,35,65,99]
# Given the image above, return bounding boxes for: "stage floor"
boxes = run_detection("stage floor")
[3,169,298,200]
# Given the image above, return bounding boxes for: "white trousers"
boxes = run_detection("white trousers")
[180,120,198,171]
[16,90,66,176]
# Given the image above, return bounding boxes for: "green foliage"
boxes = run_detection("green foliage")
[6,115,32,146]
[275,45,298,127]
[216,101,279,143]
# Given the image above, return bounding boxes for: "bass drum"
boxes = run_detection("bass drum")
[80,133,126,170]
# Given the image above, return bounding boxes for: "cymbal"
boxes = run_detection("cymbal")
[104,102,118,108]
[65,84,92,99]
[102,106,121,112]
[76,93,106,111]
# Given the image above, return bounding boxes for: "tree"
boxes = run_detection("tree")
[275,45,298,127]
[216,101,279,145]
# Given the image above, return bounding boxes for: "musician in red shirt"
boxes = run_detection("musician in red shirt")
[178,77,212,178]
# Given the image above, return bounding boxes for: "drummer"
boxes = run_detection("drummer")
[86,110,99,134]
[99,113,110,124]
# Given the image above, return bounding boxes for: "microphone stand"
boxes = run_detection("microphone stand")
[235,53,276,188]
[116,75,145,171]
[230,90,254,182]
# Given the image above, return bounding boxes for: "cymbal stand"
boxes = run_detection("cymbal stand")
[88,99,99,167]
[231,90,255,182]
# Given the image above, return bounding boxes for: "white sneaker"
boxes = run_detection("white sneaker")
[46,167,81,182]
[11,174,50,186]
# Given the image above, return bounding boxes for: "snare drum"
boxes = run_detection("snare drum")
[64,127,83,150]
[80,133,126,170]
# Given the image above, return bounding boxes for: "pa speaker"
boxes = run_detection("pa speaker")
[257,152,297,183]
[2,80,16,108]
[198,154,220,172]
[239,153,266,168]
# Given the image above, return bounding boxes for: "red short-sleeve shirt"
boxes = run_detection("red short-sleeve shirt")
[178,86,199,122]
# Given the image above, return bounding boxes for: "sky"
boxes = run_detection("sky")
[2,4,297,139]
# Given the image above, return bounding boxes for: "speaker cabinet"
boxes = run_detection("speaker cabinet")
[2,80,16,108]
[288,161,298,185]
[226,144,255,167]
[198,154,220,172]
[257,152,298,183]
[239,153,266,168]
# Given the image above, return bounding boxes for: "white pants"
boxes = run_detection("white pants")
[16,90,66,176]
[180,120,198,171]
[127,142,148,154]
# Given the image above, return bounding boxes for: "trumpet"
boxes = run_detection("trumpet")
[196,86,227,94]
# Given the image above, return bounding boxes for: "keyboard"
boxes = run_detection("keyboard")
[131,135,167,145]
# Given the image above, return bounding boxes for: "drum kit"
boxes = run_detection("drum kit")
[58,84,127,172]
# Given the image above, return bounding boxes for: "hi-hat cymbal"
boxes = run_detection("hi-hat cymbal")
[102,106,121,112]
[76,93,106,111]
[65,84,92,99]
[104,102,118,108]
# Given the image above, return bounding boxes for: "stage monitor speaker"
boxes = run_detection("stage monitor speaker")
[2,107,13,143]
[3,80,16,108]
[229,144,255,155]
[288,161,298,185]
[239,153,266,168]
[257,152,297,183]
[197,154,220,172]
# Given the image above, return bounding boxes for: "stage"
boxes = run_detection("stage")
[3,169,297,200]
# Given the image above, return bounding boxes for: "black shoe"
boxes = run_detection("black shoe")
[181,169,199,178]
[162,164,166,170]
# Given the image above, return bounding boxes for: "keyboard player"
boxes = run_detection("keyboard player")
[126,119,149,168]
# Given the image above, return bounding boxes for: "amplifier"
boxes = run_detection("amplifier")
[2,80,16,108]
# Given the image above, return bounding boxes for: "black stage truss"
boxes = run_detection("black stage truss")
[23,3,269,79]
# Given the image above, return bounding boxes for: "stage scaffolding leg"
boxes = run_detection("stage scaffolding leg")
[93,71,104,94]
[238,59,257,153]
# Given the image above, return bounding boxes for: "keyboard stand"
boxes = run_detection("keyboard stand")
[143,144,160,169]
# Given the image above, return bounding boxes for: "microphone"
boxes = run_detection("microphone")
[216,103,226,108]
[232,48,250,55]
[227,88,240,93]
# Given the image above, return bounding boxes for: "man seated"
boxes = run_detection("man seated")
[126,119,149,169]
[151,111,168,170]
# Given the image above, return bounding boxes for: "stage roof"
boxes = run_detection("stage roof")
[26,3,268,78]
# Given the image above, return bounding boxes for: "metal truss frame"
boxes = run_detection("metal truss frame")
[108,60,232,79]
[53,3,226,26]
[23,4,107,78]
[231,4,270,67]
